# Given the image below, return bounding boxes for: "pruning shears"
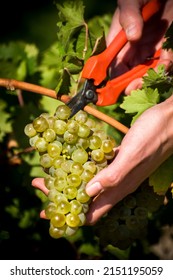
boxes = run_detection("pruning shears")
[67,0,161,118]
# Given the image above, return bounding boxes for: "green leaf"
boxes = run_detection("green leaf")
[162,21,173,50]
[120,88,159,124]
[0,99,13,141]
[56,0,85,50]
[142,66,173,95]
[0,42,39,80]
[149,156,173,194]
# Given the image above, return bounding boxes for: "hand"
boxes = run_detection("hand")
[85,95,173,224]
[107,0,173,94]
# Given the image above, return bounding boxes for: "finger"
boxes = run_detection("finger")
[86,160,120,197]
[86,187,124,225]
[124,77,143,95]
[118,0,147,41]
[157,48,173,71]
[124,48,173,94]
[106,9,122,45]
[32,177,49,196]
[40,209,48,219]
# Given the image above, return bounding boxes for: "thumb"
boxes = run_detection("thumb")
[86,162,118,197]
[118,0,145,41]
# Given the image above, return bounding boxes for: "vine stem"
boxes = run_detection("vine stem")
[0,78,129,134]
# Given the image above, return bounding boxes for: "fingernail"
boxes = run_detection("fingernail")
[126,23,137,38]
[86,182,102,196]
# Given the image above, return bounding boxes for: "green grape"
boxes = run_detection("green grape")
[71,148,88,164]
[77,124,91,138]
[125,215,140,230]
[67,119,79,134]
[89,135,102,150]
[85,118,96,129]
[33,115,49,132]
[45,202,57,219]
[65,226,78,236]
[76,137,90,149]
[101,139,114,153]
[47,141,62,157]
[78,212,86,225]
[91,149,105,162]
[67,173,81,187]
[24,123,37,137]
[54,192,68,204]
[49,166,56,177]
[77,187,91,203]
[65,213,81,227]
[47,116,55,128]
[29,134,39,147]
[35,137,48,153]
[61,160,73,174]
[55,104,71,120]
[134,206,148,220]
[49,224,66,239]
[81,169,94,182]
[63,130,78,144]
[70,162,84,175]
[48,189,60,202]
[82,203,89,213]
[70,200,82,215]
[54,168,67,178]
[56,200,71,214]
[74,110,88,123]
[63,186,77,200]
[44,176,55,190]
[40,112,50,119]
[107,135,117,148]
[53,155,65,168]
[51,213,66,227]
[53,119,67,135]
[136,192,149,208]
[118,205,131,220]
[93,129,107,140]
[40,153,53,168]
[104,150,115,160]
[43,128,56,142]
[96,158,108,168]
[123,195,137,209]
[54,177,67,192]
[83,161,97,174]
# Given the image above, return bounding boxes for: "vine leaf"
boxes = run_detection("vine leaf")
[56,0,86,51]
[120,87,159,124]
[149,156,173,194]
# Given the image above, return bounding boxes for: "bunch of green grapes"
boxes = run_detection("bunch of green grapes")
[94,180,165,250]
[24,103,116,239]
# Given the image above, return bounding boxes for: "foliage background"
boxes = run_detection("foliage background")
[0,0,173,260]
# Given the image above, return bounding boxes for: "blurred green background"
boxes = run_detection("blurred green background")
[0,0,116,49]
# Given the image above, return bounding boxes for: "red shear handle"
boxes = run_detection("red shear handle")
[82,0,160,86]
[96,49,161,106]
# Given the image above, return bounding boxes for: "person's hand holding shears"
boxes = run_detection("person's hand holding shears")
[66,0,162,117]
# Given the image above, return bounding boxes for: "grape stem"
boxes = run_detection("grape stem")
[0,78,129,134]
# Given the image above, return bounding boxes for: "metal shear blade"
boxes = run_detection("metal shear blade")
[67,80,98,118]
